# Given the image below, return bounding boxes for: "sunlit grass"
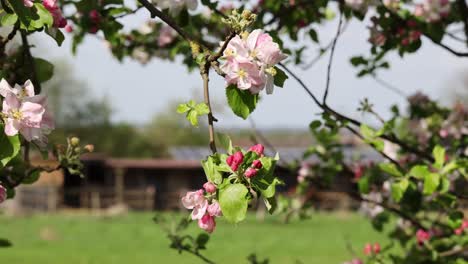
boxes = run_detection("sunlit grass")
[0,211,388,264]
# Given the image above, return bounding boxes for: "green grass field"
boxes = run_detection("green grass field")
[0,212,387,264]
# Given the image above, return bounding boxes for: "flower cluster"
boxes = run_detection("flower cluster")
[152,0,198,15]
[221,30,287,94]
[0,184,6,204]
[227,144,264,178]
[88,10,101,34]
[414,0,451,22]
[0,79,54,144]
[363,242,381,255]
[181,183,222,233]
[454,220,468,235]
[43,0,67,28]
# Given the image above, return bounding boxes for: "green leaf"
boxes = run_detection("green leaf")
[176,103,191,113]
[46,28,65,46]
[219,184,249,223]
[201,156,222,185]
[408,165,430,179]
[273,67,288,88]
[33,3,53,28]
[391,179,409,202]
[379,163,403,177]
[423,173,440,195]
[263,197,277,214]
[226,85,258,119]
[433,145,445,169]
[194,103,209,115]
[34,58,54,83]
[357,176,370,194]
[0,126,21,167]
[0,13,18,26]
[216,133,233,154]
[187,110,199,126]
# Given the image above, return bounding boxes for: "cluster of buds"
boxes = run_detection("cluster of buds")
[181,182,222,233]
[416,229,431,245]
[454,220,468,235]
[55,137,94,176]
[396,21,422,46]
[363,242,381,255]
[226,144,265,179]
[221,9,257,33]
[24,0,67,28]
[88,10,102,34]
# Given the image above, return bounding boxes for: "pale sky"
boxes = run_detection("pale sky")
[30,5,468,129]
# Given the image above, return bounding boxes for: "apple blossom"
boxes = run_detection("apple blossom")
[245,168,258,178]
[252,159,262,169]
[43,0,67,28]
[416,229,431,245]
[153,0,198,15]
[249,143,265,156]
[158,25,177,47]
[0,185,6,204]
[226,151,244,171]
[23,0,33,7]
[207,201,222,217]
[373,243,381,254]
[181,189,208,220]
[414,0,451,22]
[345,0,368,12]
[363,243,373,255]
[203,182,217,194]
[198,214,216,233]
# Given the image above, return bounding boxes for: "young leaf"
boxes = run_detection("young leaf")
[201,156,223,185]
[176,103,191,113]
[34,58,54,83]
[423,173,440,195]
[219,184,249,223]
[226,85,258,119]
[273,67,288,88]
[408,165,430,179]
[391,179,409,202]
[433,145,445,169]
[379,163,403,177]
[0,126,21,167]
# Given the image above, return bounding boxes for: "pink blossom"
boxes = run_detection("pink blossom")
[43,0,67,28]
[249,144,265,156]
[226,151,244,171]
[416,229,431,245]
[0,185,6,204]
[203,182,217,194]
[89,10,101,24]
[351,259,363,264]
[373,243,381,254]
[65,25,73,33]
[245,168,258,178]
[247,30,287,66]
[158,25,177,47]
[198,214,216,233]
[207,201,222,217]
[181,189,208,220]
[414,0,451,22]
[363,243,373,255]
[23,0,33,7]
[224,59,266,91]
[223,36,249,60]
[252,160,263,169]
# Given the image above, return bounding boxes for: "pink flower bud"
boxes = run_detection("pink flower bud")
[462,220,468,229]
[245,168,258,178]
[207,201,222,217]
[65,25,73,33]
[227,151,244,171]
[88,26,99,34]
[373,243,381,254]
[89,10,101,23]
[416,229,431,245]
[249,144,265,156]
[401,38,410,46]
[455,227,464,235]
[439,129,448,138]
[23,0,33,7]
[351,259,363,264]
[198,214,216,233]
[363,243,373,255]
[252,160,263,169]
[0,185,6,204]
[203,182,217,194]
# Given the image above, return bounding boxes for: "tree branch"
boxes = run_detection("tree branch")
[323,13,343,104]
[201,62,217,154]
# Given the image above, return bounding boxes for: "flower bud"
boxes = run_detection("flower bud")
[84,144,94,152]
[89,10,101,23]
[363,243,372,255]
[203,182,217,194]
[245,168,258,178]
[249,144,265,156]
[0,185,6,204]
[372,243,381,254]
[227,151,244,171]
[416,229,431,245]
[70,137,80,146]
[252,159,262,169]
[65,25,74,33]
[198,214,216,233]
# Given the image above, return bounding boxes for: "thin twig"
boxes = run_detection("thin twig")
[323,14,344,104]
[202,63,217,154]
[370,74,406,98]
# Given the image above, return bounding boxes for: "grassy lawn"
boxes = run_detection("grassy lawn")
[0,212,387,264]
